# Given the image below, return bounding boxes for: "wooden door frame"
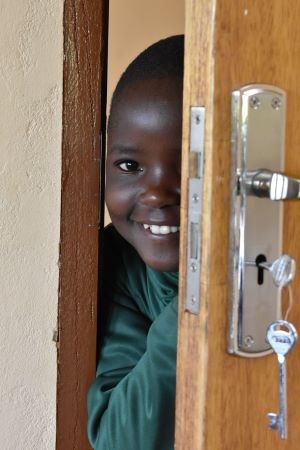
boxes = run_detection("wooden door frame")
[56,1,108,449]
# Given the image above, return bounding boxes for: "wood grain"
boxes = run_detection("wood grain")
[176,1,300,449]
[175,1,216,448]
[56,1,108,449]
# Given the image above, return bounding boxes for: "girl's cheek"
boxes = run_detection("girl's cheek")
[106,187,133,216]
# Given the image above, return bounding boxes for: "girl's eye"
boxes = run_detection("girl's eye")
[116,160,141,172]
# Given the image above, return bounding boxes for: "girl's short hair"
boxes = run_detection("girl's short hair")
[108,35,184,128]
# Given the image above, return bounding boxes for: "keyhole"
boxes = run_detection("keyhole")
[255,254,267,285]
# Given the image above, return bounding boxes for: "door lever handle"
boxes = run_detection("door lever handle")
[240,169,300,200]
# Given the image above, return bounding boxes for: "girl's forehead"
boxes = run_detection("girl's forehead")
[108,78,183,136]
[118,77,183,104]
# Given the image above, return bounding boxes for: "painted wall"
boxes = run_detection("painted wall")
[0,1,63,449]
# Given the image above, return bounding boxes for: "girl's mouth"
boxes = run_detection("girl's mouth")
[142,224,180,235]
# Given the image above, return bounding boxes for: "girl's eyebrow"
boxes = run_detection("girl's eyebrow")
[109,145,143,155]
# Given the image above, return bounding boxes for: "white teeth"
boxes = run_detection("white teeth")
[160,226,171,235]
[142,224,180,235]
[151,225,161,234]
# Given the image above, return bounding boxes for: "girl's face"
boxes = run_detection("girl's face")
[106,77,182,272]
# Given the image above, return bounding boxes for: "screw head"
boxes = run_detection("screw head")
[244,335,254,348]
[192,193,200,203]
[190,262,197,272]
[271,97,282,110]
[249,96,260,110]
[195,115,201,125]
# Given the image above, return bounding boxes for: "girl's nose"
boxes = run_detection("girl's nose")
[138,172,180,208]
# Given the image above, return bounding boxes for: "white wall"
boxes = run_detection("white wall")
[0,1,63,448]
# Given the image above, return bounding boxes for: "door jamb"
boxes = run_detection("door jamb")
[56,1,108,448]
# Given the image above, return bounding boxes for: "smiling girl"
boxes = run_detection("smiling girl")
[87,35,184,450]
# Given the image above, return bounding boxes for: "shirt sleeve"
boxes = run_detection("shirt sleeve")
[87,292,178,450]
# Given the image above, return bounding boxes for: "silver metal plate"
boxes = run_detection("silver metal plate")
[228,84,286,357]
[185,107,205,314]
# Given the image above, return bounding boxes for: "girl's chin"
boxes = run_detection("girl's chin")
[139,252,179,272]
[113,221,180,271]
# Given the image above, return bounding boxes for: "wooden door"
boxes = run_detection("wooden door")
[176,1,300,449]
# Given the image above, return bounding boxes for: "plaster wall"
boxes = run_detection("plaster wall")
[0,1,63,449]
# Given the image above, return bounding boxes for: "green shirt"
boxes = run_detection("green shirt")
[87,225,178,450]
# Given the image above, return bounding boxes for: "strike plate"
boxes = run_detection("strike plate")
[228,84,286,357]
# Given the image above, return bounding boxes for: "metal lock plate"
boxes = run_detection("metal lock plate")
[185,106,205,314]
[228,84,286,357]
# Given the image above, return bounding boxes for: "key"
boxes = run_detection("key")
[260,254,296,288]
[266,320,298,439]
